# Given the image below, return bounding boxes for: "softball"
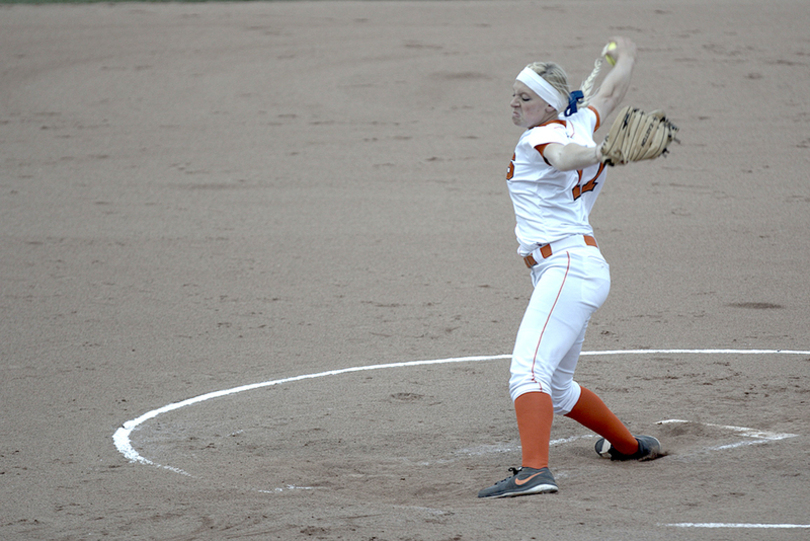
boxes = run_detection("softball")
[604,42,618,66]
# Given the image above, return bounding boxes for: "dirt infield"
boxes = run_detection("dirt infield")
[2,1,809,540]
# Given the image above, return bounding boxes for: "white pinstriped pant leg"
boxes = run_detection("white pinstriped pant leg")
[508,248,610,414]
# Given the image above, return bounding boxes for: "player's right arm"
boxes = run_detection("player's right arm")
[588,37,637,121]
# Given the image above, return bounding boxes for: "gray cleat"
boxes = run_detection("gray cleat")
[478,466,558,498]
[595,435,662,461]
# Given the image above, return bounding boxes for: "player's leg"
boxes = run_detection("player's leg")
[563,382,662,460]
[479,257,576,498]
[549,319,639,456]
[507,253,599,471]
[479,250,608,498]
[513,391,553,470]
[564,386,640,455]
[510,249,610,401]
[507,258,574,472]
[547,253,659,459]
[508,251,609,401]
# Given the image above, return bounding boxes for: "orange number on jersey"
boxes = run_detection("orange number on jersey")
[572,162,605,200]
[506,153,515,180]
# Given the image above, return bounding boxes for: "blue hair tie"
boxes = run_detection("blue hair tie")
[564,90,584,117]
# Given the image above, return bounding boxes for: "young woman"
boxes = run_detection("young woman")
[478,37,662,499]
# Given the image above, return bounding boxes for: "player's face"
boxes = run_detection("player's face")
[511,81,555,129]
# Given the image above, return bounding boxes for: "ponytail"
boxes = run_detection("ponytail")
[577,57,606,111]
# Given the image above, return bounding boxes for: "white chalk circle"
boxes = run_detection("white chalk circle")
[113,349,809,474]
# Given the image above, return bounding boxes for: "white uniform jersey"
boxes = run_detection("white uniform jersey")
[506,106,607,255]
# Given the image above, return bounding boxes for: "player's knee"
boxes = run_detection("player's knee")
[509,377,551,403]
[551,382,581,415]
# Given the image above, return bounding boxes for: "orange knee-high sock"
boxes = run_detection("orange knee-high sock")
[514,391,554,470]
[564,386,639,455]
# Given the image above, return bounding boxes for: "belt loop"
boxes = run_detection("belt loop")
[540,244,553,258]
[584,235,597,248]
[523,254,538,268]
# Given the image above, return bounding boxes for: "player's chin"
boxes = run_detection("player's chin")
[511,114,523,126]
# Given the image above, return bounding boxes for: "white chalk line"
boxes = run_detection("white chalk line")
[657,419,798,452]
[664,523,810,529]
[113,348,810,476]
[258,485,316,494]
[113,353,512,472]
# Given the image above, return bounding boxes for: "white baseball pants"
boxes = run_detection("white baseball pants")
[509,243,610,414]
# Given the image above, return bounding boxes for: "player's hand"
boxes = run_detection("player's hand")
[605,36,637,66]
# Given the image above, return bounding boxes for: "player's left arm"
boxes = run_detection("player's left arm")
[543,142,601,172]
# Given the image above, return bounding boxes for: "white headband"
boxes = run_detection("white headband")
[516,67,566,112]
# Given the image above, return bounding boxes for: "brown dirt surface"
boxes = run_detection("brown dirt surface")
[2,1,809,540]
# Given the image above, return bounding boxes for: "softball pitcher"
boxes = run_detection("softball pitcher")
[479,37,664,499]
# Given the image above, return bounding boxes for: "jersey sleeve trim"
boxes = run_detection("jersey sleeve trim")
[588,105,601,132]
[533,144,552,166]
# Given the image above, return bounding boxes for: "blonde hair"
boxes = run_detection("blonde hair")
[526,56,605,114]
